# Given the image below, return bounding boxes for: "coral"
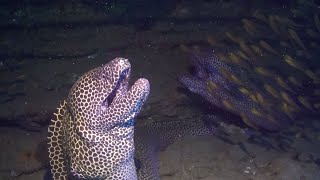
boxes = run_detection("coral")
[180,10,320,131]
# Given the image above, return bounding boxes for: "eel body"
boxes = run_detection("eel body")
[48,58,150,179]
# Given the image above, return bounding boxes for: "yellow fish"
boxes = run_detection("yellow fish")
[256,92,270,107]
[274,76,291,91]
[251,45,263,56]
[274,15,302,28]
[239,87,250,96]
[228,52,241,65]
[222,100,235,111]
[240,112,258,129]
[237,50,250,61]
[230,74,242,85]
[280,91,299,110]
[251,108,263,117]
[259,40,278,55]
[281,102,295,119]
[283,55,305,71]
[239,41,255,58]
[242,18,257,35]
[288,29,306,50]
[298,96,313,111]
[225,32,241,44]
[220,67,242,85]
[249,94,259,103]
[207,80,219,92]
[304,69,320,83]
[255,67,273,77]
[264,84,280,98]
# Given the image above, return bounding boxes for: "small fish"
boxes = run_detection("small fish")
[237,50,250,61]
[274,76,292,91]
[219,65,236,82]
[304,69,320,83]
[251,108,263,117]
[225,32,241,44]
[264,84,280,98]
[274,15,302,28]
[283,55,304,71]
[288,29,306,50]
[298,96,313,111]
[240,112,258,129]
[230,74,242,85]
[207,80,219,94]
[249,94,259,103]
[280,91,299,109]
[259,40,278,55]
[255,67,273,77]
[228,52,241,65]
[242,18,257,35]
[239,41,255,58]
[239,87,250,96]
[281,102,295,119]
[222,100,235,111]
[256,92,266,106]
[250,45,263,56]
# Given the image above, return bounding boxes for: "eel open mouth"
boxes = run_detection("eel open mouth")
[102,67,130,107]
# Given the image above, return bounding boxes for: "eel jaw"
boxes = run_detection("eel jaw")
[126,78,150,121]
[102,67,130,107]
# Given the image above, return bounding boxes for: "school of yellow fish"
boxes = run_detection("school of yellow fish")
[184,11,320,130]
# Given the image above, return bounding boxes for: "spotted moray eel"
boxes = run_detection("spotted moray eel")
[47,58,150,179]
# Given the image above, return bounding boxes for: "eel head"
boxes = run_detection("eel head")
[67,57,150,132]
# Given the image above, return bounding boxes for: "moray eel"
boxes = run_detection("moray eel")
[134,117,216,180]
[47,57,150,179]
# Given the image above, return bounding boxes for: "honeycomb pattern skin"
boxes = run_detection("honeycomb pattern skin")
[48,58,150,180]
